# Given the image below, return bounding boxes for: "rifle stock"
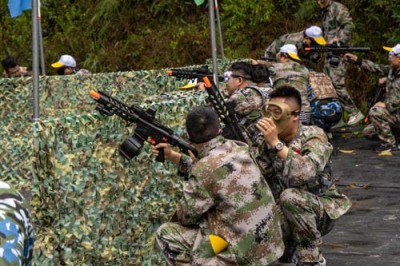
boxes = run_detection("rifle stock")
[89,90,197,162]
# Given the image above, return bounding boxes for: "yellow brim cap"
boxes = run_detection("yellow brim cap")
[179,83,197,90]
[383,46,392,52]
[314,37,327,46]
[51,61,64,68]
[288,52,301,61]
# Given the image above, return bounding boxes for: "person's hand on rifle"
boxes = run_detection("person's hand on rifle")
[343,53,358,63]
[151,143,182,164]
[378,77,387,86]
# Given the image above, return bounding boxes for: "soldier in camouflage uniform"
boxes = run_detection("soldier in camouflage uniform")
[151,106,284,265]
[222,62,272,147]
[0,181,34,266]
[267,44,312,125]
[255,86,351,265]
[317,0,364,126]
[263,25,326,70]
[344,45,400,152]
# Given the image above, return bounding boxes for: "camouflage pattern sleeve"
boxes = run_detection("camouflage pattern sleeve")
[228,87,264,117]
[282,126,333,187]
[175,172,214,225]
[0,181,34,266]
[360,59,390,76]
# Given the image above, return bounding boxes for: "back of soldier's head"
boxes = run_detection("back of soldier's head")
[229,62,253,80]
[269,85,302,111]
[251,64,270,83]
[1,56,18,70]
[186,106,220,144]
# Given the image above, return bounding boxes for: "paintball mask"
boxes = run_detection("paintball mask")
[261,102,300,133]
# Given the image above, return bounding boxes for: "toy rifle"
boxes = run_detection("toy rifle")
[364,84,386,123]
[304,44,370,54]
[167,69,247,143]
[89,90,197,162]
[166,65,224,83]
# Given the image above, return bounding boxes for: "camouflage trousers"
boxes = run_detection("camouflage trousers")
[324,59,359,115]
[156,222,239,266]
[369,106,400,144]
[279,188,334,263]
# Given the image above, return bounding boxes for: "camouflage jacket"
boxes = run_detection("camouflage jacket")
[321,1,355,44]
[268,61,311,112]
[255,124,351,220]
[226,85,270,145]
[0,181,34,266]
[358,60,400,114]
[177,136,284,265]
[264,31,306,60]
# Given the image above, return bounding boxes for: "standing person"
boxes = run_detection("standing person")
[0,181,35,266]
[268,44,312,125]
[51,54,91,75]
[151,106,284,265]
[255,86,351,265]
[317,0,364,126]
[1,56,29,78]
[344,45,400,152]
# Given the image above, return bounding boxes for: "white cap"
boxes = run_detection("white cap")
[305,26,327,46]
[51,55,76,68]
[280,44,301,61]
[383,44,400,56]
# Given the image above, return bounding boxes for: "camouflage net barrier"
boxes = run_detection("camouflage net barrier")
[0,59,237,191]
[17,59,238,265]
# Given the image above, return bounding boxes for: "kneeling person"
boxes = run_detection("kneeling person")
[151,106,284,265]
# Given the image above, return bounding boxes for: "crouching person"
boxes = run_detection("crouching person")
[151,106,284,265]
[255,86,351,265]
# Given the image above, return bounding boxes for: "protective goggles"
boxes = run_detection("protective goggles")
[223,71,251,82]
[388,52,400,58]
[261,102,300,120]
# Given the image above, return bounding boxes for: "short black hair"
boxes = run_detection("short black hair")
[186,106,220,144]
[251,64,270,83]
[269,85,302,110]
[229,61,253,80]
[1,56,18,70]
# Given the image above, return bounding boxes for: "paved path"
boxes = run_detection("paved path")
[322,128,400,265]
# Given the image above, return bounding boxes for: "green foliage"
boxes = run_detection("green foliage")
[0,0,399,109]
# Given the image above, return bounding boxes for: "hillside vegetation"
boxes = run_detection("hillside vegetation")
[1,0,399,106]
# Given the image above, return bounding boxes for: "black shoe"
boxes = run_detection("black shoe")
[374,143,400,153]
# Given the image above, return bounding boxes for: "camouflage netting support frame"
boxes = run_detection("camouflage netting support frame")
[28,59,241,265]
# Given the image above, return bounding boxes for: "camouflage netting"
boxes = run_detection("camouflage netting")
[0,59,238,192]
[0,59,241,265]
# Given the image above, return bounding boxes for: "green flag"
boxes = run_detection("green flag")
[194,0,204,6]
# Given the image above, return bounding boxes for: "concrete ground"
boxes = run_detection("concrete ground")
[321,126,400,265]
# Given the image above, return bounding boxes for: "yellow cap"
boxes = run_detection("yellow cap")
[209,234,228,254]
[179,82,197,90]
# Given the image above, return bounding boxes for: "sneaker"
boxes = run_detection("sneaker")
[374,142,399,153]
[319,257,326,266]
[347,111,365,126]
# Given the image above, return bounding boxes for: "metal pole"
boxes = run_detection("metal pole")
[208,0,219,86]
[32,0,40,120]
[214,0,225,61]
[38,1,46,75]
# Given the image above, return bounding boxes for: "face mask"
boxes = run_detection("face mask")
[262,102,298,133]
